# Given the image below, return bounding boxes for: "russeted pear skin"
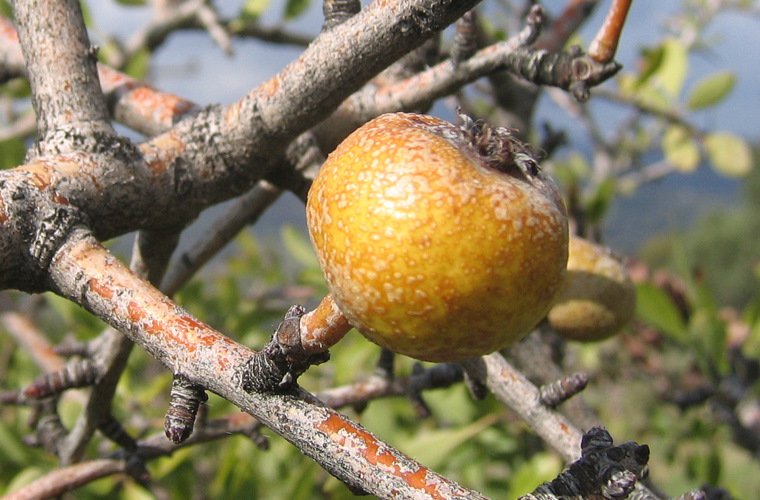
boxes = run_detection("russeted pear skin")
[306,113,569,362]
[548,236,636,342]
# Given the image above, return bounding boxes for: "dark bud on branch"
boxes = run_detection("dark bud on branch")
[520,427,650,500]
[24,359,99,399]
[164,375,208,444]
[539,372,589,407]
[240,305,330,394]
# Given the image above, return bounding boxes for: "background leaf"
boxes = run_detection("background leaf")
[663,125,700,172]
[240,0,272,21]
[284,0,311,20]
[687,71,736,110]
[656,38,688,98]
[704,132,753,177]
[636,282,688,341]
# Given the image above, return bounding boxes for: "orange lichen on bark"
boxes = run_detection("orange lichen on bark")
[140,132,186,175]
[258,73,282,98]
[88,276,115,301]
[316,414,453,499]
[0,16,19,41]
[98,65,132,89]
[0,195,8,224]
[63,236,239,363]
[18,160,75,190]
[129,86,195,124]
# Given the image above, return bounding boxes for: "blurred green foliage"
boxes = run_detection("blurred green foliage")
[641,152,760,309]
[0,229,565,498]
[1,0,759,498]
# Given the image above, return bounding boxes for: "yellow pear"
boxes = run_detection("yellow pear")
[307,113,568,362]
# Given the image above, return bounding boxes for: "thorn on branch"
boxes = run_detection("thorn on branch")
[519,427,650,500]
[164,375,208,444]
[24,399,68,455]
[407,363,433,419]
[53,338,92,358]
[674,491,708,500]
[539,122,568,159]
[23,358,99,399]
[694,485,736,500]
[125,454,151,487]
[539,372,589,407]
[1,389,24,405]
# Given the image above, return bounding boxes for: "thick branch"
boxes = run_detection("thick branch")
[462,353,661,499]
[12,0,112,155]
[2,459,131,500]
[462,353,583,463]
[45,229,485,499]
[0,1,481,293]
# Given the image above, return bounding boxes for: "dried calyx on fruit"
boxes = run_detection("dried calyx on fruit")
[306,111,569,362]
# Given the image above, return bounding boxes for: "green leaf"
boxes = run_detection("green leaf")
[618,72,670,112]
[553,152,590,188]
[4,467,46,496]
[115,0,147,5]
[704,132,753,177]
[240,0,272,21]
[124,47,151,80]
[0,420,31,465]
[0,1,12,18]
[584,177,616,224]
[507,452,563,498]
[662,125,700,172]
[636,45,666,87]
[687,71,736,110]
[284,0,311,20]
[400,414,498,470]
[0,137,27,170]
[636,282,687,341]
[657,38,688,98]
[281,224,319,270]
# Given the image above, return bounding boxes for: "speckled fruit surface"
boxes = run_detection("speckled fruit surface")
[548,236,636,342]
[306,113,569,362]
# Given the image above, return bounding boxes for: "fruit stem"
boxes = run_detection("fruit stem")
[299,294,352,352]
[588,0,633,63]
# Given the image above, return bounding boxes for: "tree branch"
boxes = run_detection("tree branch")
[2,458,132,500]
[12,0,113,157]
[462,352,583,463]
[42,227,485,497]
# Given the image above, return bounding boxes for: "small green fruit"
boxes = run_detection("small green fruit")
[548,236,636,342]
